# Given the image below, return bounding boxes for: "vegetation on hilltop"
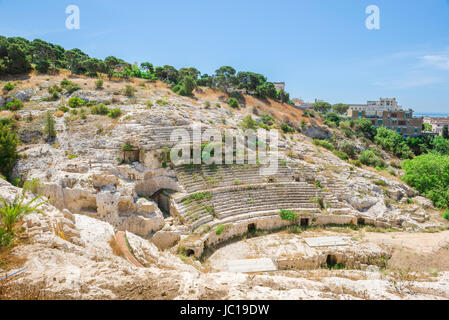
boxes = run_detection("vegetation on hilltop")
[1,35,449,216]
[0,36,292,103]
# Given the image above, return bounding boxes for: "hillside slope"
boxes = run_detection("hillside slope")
[1,74,448,299]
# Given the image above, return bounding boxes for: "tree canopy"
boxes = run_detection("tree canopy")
[0,36,293,104]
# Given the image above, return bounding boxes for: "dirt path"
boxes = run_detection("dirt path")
[115,231,144,268]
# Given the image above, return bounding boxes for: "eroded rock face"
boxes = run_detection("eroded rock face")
[2,177,449,300]
[302,123,331,139]
[70,90,112,104]
[14,88,35,102]
[4,79,448,300]
[152,230,180,250]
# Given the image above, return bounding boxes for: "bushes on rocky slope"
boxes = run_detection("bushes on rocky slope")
[0,122,19,181]
[313,139,334,151]
[0,192,47,248]
[402,153,449,209]
[68,97,85,108]
[359,150,386,168]
[5,98,23,111]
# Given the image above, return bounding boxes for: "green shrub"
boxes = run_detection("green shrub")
[216,224,225,235]
[333,150,349,160]
[0,123,19,181]
[0,118,13,127]
[359,150,386,168]
[36,60,50,74]
[123,85,135,97]
[48,84,62,95]
[388,168,397,176]
[6,98,23,111]
[374,126,413,159]
[0,227,14,248]
[66,85,81,95]
[324,112,342,126]
[313,139,334,151]
[303,110,315,118]
[261,115,275,126]
[60,78,71,86]
[339,140,358,158]
[227,97,239,108]
[95,79,104,90]
[279,209,298,221]
[349,159,362,167]
[172,84,182,94]
[2,82,15,92]
[91,103,109,115]
[46,91,60,101]
[156,99,168,106]
[122,143,134,151]
[373,179,388,187]
[43,110,56,139]
[108,108,121,119]
[238,115,257,131]
[431,136,449,156]
[281,123,295,133]
[311,196,325,209]
[192,192,212,201]
[68,97,85,108]
[179,76,196,96]
[22,178,42,195]
[402,153,449,209]
[60,106,72,116]
[443,210,449,221]
[354,118,377,140]
[390,160,402,169]
[60,79,81,94]
[0,194,47,233]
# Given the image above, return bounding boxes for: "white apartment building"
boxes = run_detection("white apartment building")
[423,117,449,136]
[348,98,404,117]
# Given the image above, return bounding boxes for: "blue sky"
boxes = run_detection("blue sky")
[1,0,449,113]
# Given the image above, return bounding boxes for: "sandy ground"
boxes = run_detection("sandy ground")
[365,230,449,272]
[205,229,449,273]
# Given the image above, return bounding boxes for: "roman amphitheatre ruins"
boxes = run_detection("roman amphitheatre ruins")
[1,73,449,300]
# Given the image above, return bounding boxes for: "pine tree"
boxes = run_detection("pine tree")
[0,123,19,181]
[44,110,56,139]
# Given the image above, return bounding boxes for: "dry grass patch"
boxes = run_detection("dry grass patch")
[109,235,124,257]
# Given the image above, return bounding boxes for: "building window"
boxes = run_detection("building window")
[378,119,383,124]
[414,127,418,133]
[397,128,401,133]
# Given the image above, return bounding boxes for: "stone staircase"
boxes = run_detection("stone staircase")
[176,163,295,193]
[173,180,356,231]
